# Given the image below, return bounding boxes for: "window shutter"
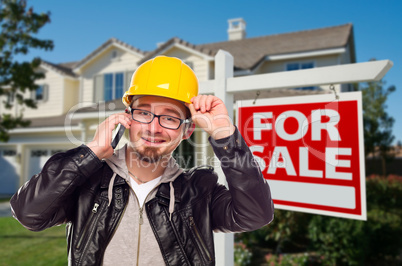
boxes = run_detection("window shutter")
[93,75,104,102]
[43,85,49,102]
[125,71,134,90]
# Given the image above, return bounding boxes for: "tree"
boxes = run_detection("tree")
[361,74,396,176]
[0,0,53,142]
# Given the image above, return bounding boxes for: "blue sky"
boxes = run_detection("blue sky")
[26,0,402,144]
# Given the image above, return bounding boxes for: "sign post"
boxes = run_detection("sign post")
[237,92,366,220]
[205,50,392,264]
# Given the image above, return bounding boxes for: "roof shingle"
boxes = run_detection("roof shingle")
[196,23,354,69]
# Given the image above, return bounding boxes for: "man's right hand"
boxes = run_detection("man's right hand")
[87,112,132,159]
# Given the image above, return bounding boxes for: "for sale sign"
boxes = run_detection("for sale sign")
[237,92,366,220]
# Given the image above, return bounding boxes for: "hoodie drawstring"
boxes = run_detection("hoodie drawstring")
[108,173,117,206]
[169,182,175,221]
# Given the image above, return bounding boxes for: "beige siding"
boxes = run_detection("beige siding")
[80,46,142,103]
[340,44,353,64]
[23,69,65,119]
[63,79,80,113]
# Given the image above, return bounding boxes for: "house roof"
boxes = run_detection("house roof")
[139,24,354,70]
[41,60,78,78]
[73,38,147,71]
[197,23,355,70]
[52,23,354,75]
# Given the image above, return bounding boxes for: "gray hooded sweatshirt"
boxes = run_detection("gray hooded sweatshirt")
[102,144,183,265]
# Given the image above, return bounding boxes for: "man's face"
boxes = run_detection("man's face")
[127,95,191,163]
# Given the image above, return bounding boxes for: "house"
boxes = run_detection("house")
[0,19,356,195]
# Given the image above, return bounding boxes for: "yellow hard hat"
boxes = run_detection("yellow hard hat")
[122,56,198,107]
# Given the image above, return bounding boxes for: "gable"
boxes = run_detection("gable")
[74,38,145,74]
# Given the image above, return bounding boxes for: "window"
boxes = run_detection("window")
[31,150,48,157]
[31,84,49,102]
[3,149,16,156]
[6,92,14,106]
[112,50,118,59]
[36,85,44,100]
[94,72,132,102]
[286,62,315,90]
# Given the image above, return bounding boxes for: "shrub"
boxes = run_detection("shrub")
[236,175,402,265]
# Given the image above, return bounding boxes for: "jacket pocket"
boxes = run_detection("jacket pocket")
[75,202,103,250]
[189,216,213,263]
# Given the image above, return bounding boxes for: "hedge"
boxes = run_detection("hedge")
[235,175,402,265]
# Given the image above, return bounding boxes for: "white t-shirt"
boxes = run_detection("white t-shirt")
[129,176,162,207]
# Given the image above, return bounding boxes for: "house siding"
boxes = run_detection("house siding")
[24,69,65,118]
[63,79,80,113]
[80,47,142,103]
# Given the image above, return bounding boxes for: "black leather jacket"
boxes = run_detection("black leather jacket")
[11,129,274,265]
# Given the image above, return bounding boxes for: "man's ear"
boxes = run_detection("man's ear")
[183,122,195,140]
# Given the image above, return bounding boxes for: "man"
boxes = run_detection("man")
[11,56,274,265]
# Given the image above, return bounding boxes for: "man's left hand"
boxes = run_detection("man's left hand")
[186,95,235,139]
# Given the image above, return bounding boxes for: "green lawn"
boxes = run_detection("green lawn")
[0,217,67,266]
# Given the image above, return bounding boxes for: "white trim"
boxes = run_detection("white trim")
[265,47,346,61]
[10,126,81,134]
[70,110,120,120]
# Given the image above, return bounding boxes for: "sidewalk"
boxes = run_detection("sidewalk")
[0,201,12,217]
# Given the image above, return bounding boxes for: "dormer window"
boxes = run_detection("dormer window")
[32,84,49,102]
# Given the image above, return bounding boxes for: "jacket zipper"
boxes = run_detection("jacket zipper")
[136,206,143,266]
[76,202,100,250]
[189,216,212,262]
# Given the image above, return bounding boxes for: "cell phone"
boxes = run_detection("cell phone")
[111,108,130,149]
[111,123,126,149]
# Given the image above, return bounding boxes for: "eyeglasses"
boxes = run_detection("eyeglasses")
[130,108,191,130]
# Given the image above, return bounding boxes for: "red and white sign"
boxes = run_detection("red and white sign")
[237,92,366,220]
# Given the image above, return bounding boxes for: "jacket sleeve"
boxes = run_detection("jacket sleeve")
[209,127,274,232]
[10,145,103,232]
